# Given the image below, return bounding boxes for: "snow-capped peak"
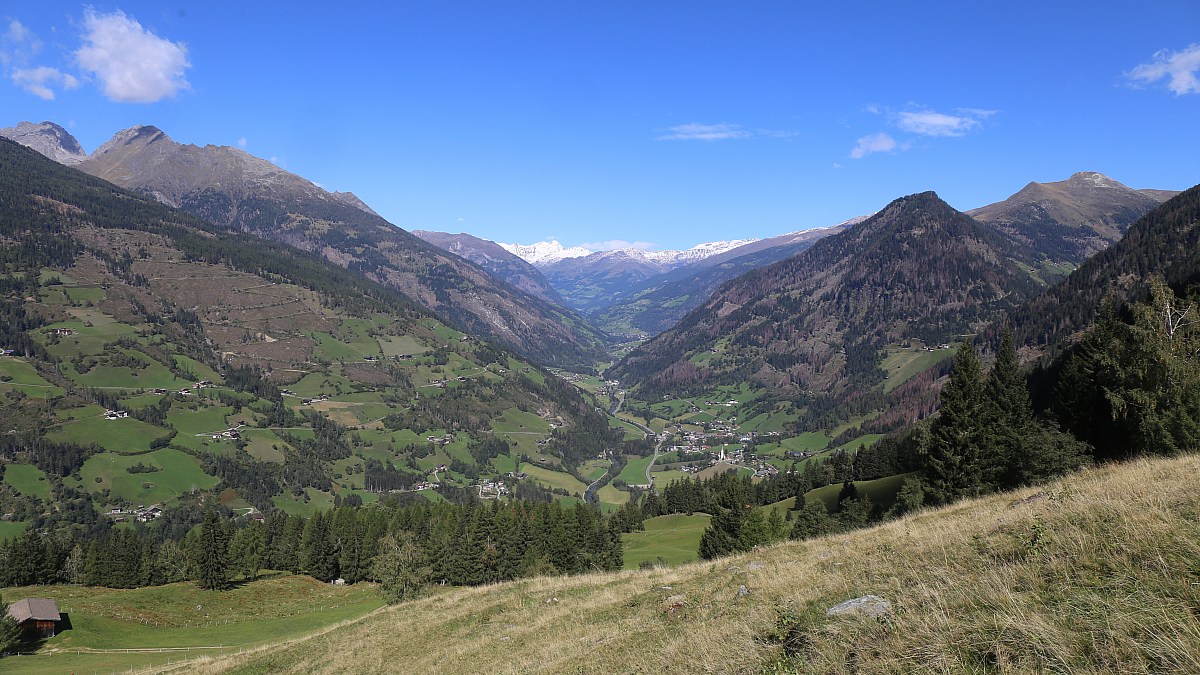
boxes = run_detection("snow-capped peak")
[641,238,761,266]
[498,240,594,266]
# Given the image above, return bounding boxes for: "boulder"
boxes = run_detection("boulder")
[826,595,891,618]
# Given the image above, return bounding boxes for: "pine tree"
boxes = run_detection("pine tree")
[925,339,987,504]
[193,510,231,590]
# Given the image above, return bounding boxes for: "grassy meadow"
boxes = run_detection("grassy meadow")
[147,453,1200,674]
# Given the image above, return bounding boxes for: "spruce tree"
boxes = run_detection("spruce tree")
[925,338,987,504]
[698,508,742,560]
[193,510,231,590]
[0,593,22,655]
[790,500,837,540]
[984,329,1033,488]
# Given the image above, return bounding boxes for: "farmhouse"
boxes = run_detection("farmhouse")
[6,598,62,639]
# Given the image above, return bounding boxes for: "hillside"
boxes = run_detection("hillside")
[4,122,608,369]
[412,230,563,304]
[968,171,1174,264]
[158,454,1200,673]
[0,137,620,531]
[1012,183,1200,351]
[610,192,1040,420]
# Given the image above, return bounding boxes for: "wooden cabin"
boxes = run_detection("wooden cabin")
[6,598,62,639]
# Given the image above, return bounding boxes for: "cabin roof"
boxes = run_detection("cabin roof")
[6,598,61,623]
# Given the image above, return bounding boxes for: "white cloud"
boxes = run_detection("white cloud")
[75,9,190,103]
[4,19,38,51]
[658,123,752,141]
[1127,43,1200,95]
[2,18,41,69]
[237,137,247,148]
[849,133,898,159]
[12,66,78,99]
[897,110,985,137]
[580,240,657,251]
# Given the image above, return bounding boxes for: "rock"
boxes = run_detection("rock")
[737,585,751,598]
[826,595,891,619]
[726,565,741,573]
[663,595,688,613]
[544,597,559,604]
[748,562,765,571]
[660,585,673,590]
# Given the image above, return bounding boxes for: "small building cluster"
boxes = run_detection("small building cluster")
[108,504,164,523]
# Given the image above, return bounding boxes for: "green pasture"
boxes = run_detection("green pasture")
[2,463,52,499]
[79,448,219,505]
[621,513,712,569]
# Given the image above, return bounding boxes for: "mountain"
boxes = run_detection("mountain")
[1011,183,1200,351]
[523,237,781,316]
[0,136,608,519]
[412,230,563,304]
[0,120,87,165]
[28,123,609,368]
[540,248,671,314]
[609,192,1041,415]
[498,239,593,266]
[500,237,759,270]
[968,172,1176,264]
[593,222,851,337]
[641,238,761,267]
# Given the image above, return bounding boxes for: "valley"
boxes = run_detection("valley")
[1,109,1198,674]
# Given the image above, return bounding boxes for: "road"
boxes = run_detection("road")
[607,391,669,487]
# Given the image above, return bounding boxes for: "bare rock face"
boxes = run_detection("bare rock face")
[0,121,87,165]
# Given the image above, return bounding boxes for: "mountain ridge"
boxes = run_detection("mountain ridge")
[609,191,1042,428]
[2,121,610,368]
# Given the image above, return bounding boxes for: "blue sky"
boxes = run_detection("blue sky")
[2,2,1198,250]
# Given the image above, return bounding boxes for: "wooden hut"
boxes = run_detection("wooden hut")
[6,598,62,639]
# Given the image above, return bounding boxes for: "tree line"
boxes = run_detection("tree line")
[0,495,624,600]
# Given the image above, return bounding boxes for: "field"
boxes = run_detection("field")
[0,520,28,541]
[621,513,712,569]
[617,455,654,485]
[76,449,220,505]
[47,415,174,453]
[1,575,383,674]
[160,454,1200,674]
[803,471,918,513]
[881,344,956,393]
[520,463,588,497]
[2,463,52,500]
[0,358,64,397]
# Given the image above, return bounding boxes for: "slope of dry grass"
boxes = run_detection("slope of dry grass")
[166,454,1200,674]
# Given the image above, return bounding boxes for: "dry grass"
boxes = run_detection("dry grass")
[162,455,1200,674]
